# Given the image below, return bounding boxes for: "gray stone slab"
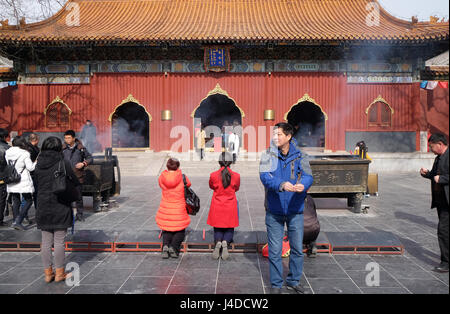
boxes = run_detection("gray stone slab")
[20,279,73,294]
[361,287,410,294]
[0,230,42,242]
[0,284,28,294]
[171,268,218,286]
[80,268,135,285]
[97,253,146,269]
[65,230,117,242]
[219,261,261,277]
[167,285,216,294]
[398,279,449,294]
[0,262,17,275]
[303,263,350,279]
[326,231,402,247]
[118,276,171,294]
[0,267,43,285]
[233,231,257,243]
[216,275,265,294]
[68,284,121,294]
[115,230,161,243]
[308,278,362,294]
[132,260,179,277]
[186,229,214,243]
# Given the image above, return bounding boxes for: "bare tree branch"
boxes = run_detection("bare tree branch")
[0,0,66,24]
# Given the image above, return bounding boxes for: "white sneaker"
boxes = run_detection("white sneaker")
[212,241,222,259]
[221,241,229,260]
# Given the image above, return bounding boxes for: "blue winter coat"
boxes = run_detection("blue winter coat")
[259,139,314,215]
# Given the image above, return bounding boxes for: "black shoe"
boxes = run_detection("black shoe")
[76,213,85,222]
[433,264,449,273]
[286,284,308,294]
[24,217,33,225]
[307,245,317,258]
[168,247,179,258]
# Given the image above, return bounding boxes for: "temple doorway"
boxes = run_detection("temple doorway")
[285,94,326,148]
[109,95,151,149]
[192,84,244,152]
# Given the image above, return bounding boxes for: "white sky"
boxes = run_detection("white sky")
[378,0,449,21]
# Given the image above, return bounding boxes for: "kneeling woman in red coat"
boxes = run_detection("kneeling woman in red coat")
[207,152,240,260]
[155,158,191,259]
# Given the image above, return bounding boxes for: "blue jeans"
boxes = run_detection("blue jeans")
[265,211,304,288]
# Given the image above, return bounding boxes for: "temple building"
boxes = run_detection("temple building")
[0,0,448,153]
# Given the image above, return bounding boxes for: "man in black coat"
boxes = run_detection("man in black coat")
[0,128,11,226]
[420,133,449,273]
[63,130,93,222]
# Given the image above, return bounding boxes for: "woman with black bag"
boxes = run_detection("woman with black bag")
[155,158,191,259]
[34,137,80,283]
[5,136,37,230]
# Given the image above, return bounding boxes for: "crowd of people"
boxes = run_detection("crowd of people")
[0,121,448,291]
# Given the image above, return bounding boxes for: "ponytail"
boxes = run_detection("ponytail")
[219,152,233,188]
[221,166,231,189]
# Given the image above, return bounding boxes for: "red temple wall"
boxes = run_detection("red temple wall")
[1,72,444,152]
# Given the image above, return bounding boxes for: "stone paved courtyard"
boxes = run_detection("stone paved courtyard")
[0,155,448,294]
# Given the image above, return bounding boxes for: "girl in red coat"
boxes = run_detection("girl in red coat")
[207,152,240,260]
[155,158,191,259]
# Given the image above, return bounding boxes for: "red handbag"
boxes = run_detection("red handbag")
[261,236,290,258]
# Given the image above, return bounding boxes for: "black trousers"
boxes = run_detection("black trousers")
[437,206,449,266]
[75,185,84,214]
[0,184,7,223]
[162,229,185,253]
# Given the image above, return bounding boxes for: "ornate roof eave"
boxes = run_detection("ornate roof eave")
[1,37,449,48]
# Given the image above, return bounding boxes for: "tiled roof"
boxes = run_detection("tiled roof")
[0,0,448,44]
[0,67,17,81]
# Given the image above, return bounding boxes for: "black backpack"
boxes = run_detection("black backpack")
[182,174,200,216]
[3,159,22,184]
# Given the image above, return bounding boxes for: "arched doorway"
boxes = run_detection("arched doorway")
[108,94,152,149]
[284,94,327,148]
[191,84,244,152]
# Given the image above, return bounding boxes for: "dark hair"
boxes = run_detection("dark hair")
[167,158,180,171]
[41,136,63,152]
[12,136,28,150]
[274,122,294,137]
[0,128,8,141]
[429,133,448,146]
[28,133,39,142]
[64,130,76,138]
[219,152,233,189]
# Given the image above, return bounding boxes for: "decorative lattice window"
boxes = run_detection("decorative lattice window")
[365,95,393,128]
[44,96,72,129]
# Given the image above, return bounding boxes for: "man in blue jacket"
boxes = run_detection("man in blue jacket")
[260,122,314,294]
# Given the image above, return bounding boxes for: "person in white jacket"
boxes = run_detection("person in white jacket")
[228,126,240,164]
[5,136,37,230]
